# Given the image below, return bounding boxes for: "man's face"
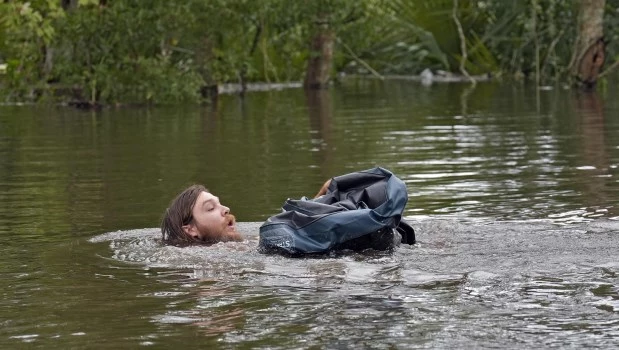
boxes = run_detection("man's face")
[182,191,242,243]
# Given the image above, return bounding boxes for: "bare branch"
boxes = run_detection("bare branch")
[336,38,383,80]
[452,0,476,85]
[598,59,619,79]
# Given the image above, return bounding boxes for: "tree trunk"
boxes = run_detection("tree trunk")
[43,47,54,77]
[44,0,79,80]
[61,0,79,11]
[240,23,262,95]
[304,22,334,89]
[570,0,606,89]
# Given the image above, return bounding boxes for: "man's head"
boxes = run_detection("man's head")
[161,185,243,245]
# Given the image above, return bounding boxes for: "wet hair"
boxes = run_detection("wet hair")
[161,184,207,245]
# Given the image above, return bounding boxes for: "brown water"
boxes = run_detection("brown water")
[1,80,618,348]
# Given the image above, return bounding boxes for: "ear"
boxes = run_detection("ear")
[182,224,200,240]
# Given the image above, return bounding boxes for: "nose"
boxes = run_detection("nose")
[222,205,230,215]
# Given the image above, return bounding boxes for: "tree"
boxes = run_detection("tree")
[569,0,606,89]
[304,15,334,89]
[303,0,367,89]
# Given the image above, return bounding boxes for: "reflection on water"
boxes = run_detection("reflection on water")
[1,80,619,348]
[0,82,618,231]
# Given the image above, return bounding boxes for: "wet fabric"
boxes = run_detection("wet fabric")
[259,167,415,256]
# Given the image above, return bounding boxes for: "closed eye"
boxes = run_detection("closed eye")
[201,198,217,212]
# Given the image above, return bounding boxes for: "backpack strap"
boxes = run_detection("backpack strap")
[397,221,416,245]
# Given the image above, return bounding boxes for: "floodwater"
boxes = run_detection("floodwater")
[1,80,619,348]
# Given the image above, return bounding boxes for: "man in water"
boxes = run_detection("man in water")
[161,181,332,245]
[161,185,243,245]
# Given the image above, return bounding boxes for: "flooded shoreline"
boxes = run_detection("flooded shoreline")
[0,73,494,108]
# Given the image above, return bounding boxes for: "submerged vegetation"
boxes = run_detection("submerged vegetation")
[0,0,618,105]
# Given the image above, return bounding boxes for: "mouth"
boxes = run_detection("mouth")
[225,214,236,231]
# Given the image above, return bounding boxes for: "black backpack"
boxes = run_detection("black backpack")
[259,167,415,256]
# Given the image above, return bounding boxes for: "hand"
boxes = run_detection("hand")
[314,179,332,198]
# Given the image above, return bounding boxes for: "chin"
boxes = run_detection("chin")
[221,214,241,241]
[223,230,243,242]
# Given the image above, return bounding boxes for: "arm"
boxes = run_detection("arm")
[314,179,332,198]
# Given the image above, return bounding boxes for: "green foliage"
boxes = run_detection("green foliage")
[0,1,63,99]
[336,0,494,75]
[51,1,204,104]
[342,0,618,83]
[0,0,318,104]
[187,0,310,84]
[603,0,619,75]
[0,0,203,103]
[0,0,618,105]
[476,0,578,82]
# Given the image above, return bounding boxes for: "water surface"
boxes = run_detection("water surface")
[1,80,618,348]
